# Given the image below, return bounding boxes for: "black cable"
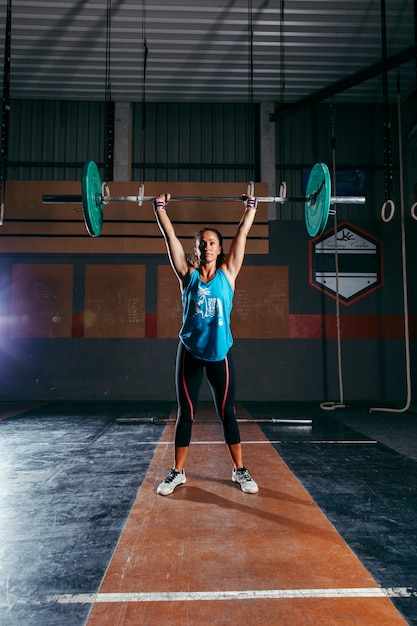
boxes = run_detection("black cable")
[248,0,255,180]
[381,0,393,202]
[414,0,417,89]
[279,0,285,187]
[140,0,148,184]
[0,0,12,220]
[104,0,114,182]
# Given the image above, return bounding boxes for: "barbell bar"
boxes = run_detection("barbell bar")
[42,160,366,238]
[116,417,312,425]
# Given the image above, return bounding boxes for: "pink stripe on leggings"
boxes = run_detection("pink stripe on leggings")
[181,347,195,421]
[220,356,230,419]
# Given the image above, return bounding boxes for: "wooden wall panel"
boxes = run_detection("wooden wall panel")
[157,267,183,339]
[84,265,146,338]
[3,181,269,254]
[10,264,73,338]
[157,265,289,340]
[233,266,289,338]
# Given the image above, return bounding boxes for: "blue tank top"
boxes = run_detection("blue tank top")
[179,268,234,361]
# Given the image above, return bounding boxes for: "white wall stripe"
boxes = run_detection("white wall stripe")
[45,587,415,605]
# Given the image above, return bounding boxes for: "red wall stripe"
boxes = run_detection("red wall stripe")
[145,313,157,339]
[71,313,416,340]
[289,314,417,339]
[71,314,84,338]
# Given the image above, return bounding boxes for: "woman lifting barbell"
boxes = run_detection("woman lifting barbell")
[153,192,259,496]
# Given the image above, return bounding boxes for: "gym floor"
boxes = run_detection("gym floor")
[1,400,416,625]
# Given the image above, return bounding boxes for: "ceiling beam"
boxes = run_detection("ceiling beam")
[273,44,417,119]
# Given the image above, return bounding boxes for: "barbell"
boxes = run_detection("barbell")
[42,160,366,238]
[116,417,312,425]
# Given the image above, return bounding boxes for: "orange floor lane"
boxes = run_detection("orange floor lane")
[86,405,407,625]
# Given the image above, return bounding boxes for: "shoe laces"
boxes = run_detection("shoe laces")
[164,469,180,484]
[236,467,252,481]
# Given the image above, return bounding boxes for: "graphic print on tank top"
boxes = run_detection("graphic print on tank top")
[194,285,224,326]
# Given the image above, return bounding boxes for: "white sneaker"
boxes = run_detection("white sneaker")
[157,469,186,496]
[232,467,258,493]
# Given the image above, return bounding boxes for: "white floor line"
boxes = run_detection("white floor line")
[299,440,378,445]
[133,440,378,445]
[46,587,416,604]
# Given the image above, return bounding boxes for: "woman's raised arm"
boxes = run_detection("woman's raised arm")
[153,194,190,282]
[222,196,258,285]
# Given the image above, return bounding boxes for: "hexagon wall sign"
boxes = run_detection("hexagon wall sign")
[309,222,383,305]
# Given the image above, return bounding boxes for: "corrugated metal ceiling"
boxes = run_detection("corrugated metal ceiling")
[1,0,416,105]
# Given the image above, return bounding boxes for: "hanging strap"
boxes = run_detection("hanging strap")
[371,73,412,413]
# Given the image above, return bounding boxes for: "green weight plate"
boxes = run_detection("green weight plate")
[82,160,103,237]
[304,162,331,237]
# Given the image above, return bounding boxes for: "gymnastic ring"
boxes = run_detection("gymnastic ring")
[381,199,395,223]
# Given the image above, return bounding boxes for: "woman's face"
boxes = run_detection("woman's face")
[195,230,222,264]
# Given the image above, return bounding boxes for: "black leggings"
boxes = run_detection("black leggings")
[174,341,241,447]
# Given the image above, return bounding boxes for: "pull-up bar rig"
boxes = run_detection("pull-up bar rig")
[42,160,366,238]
